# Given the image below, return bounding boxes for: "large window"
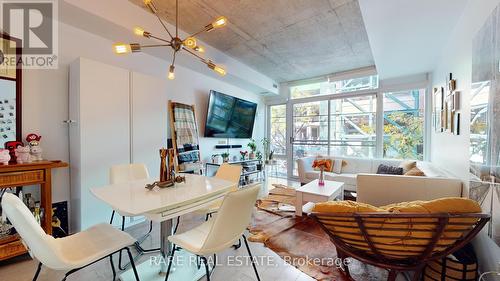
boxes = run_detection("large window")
[290,75,379,99]
[291,101,329,176]
[269,105,287,177]
[383,89,425,160]
[330,95,376,158]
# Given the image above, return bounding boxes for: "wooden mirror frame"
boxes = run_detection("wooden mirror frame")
[0,32,22,144]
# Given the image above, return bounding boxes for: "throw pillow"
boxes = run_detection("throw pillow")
[404,167,425,176]
[376,164,404,175]
[399,160,417,174]
[333,159,343,174]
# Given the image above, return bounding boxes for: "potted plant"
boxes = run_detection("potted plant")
[247,139,257,159]
[239,150,248,161]
[261,138,271,164]
[211,154,221,164]
[256,151,263,170]
[221,152,230,163]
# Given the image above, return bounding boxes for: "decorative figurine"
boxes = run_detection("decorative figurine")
[0,149,10,165]
[4,141,23,163]
[26,134,43,161]
[15,146,31,164]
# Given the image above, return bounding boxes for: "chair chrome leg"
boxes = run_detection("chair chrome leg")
[32,262,42,281]
[110,254,116,281]
[201,256,210,281]
[243,234,260,281]
[165,245,177,281]
[126,247,141,281]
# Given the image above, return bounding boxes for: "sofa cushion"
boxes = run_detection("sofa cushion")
[305,171,319,181]
[340,158,372,174]
[312,200,385,213]
[325,173,357,186]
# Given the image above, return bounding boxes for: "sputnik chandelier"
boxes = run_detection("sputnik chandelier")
[113,0,227,80]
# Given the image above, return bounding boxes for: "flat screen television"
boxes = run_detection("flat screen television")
[204,90,257,138]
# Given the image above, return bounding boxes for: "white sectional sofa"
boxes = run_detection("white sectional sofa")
[296,156,463,204]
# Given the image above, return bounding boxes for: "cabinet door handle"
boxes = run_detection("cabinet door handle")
[63,120,76,124]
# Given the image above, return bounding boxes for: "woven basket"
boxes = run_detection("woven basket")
[423,243,478,281]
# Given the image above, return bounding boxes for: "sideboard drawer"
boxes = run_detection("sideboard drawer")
[0,170,44,187]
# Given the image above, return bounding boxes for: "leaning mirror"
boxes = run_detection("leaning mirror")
[0,33,22,148]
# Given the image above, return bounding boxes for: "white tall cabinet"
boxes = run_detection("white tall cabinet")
[69,57,168,231]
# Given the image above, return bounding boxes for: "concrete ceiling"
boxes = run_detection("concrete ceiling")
[358,0,468,79]
[129,0,375,82]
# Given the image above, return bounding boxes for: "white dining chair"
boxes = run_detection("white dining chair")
[201,163,242,221]
[1,193,140,281]
[109,163,163,269]
[165,184,261,281]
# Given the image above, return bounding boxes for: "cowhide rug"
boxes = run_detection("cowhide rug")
[248,185,386,281]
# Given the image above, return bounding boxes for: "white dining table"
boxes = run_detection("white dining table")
[90,174,234,281]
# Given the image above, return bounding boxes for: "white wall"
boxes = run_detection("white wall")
[22,20,265,206]
[430,0,500,184]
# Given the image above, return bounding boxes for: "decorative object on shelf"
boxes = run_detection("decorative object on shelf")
[247,139,257,159]
[158,148,176,189]
[211,154,221,164]
[239,150,248,161]
[312,159,331,186]
[26,133,42,161]
[23,193,35,211]
[15,146,30,164]
[113,0,228,79]
[0,148,10,165]
[4,141,21,163]
[51,201,68,238]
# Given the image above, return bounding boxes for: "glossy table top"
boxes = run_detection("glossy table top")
[297,179,344,197]
[90,174,234,217]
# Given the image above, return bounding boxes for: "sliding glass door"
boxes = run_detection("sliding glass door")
[269,104,287,177]
[291,101,329,176]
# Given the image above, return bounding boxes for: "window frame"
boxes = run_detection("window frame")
[266,73,430,180]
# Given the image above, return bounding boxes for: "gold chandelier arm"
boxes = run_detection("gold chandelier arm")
[141,44,172,48]
[186,27,209,40]
[182,46,208,64]
[147,34,172,44]
[148,0,174,39]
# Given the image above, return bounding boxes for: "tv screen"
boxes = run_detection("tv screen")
[204,90,257,138]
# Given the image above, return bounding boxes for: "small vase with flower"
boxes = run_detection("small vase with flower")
[312,159,331,186]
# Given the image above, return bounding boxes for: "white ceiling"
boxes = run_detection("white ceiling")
[358,0,469,79]
[129,0,375,82]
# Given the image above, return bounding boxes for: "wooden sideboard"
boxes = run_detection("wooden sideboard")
[0,160,68,261]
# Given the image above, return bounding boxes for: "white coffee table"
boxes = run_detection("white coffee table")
[295,179,344,216]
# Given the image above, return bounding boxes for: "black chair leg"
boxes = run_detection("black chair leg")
[243,235,260,281]
[232,238,241,250]
[110,254,116,281]
[32,262,42,281]
[201,256,210,281]
[126,247,141,281]
[118,216,126,270]
[165,245,177,281]
[173,217,180,234]
[110,210,115,225]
